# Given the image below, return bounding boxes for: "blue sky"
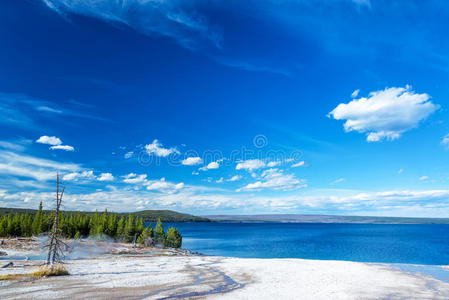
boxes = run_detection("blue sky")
[1,0,449,217]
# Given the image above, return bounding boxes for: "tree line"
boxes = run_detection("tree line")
[0,202,182,248]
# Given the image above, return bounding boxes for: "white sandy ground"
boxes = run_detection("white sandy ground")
[1,255,449,299]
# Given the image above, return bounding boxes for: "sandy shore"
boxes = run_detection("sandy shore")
[1,240,449,299]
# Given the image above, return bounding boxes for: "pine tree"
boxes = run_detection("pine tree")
[155,218,165,246]
[116,216,125,241]
[124,214,135,242]
[165,227,182,248]
[32,202,43,235]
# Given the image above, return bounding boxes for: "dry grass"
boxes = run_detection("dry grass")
[31,265,69,277]
[0,274,28,281]
[0,265,69,281]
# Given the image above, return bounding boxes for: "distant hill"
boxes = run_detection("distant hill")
[205,214,449,224]
[0,207,210,222]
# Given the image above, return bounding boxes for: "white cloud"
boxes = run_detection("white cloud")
[329,86,438,142]
[199,161,220,171]
[63,170,95,182]
[227,175,242,182]
[441,134,449,149]
[267,161,281,167]
[145,178,184,193]
[36,135,74,151]
[50,145,74,151]
[181,156,203,166]
[98,173,114,181]
[419,176,429,181]
[216,177,224,183]
[4,187,449,216]
[123,173,148,184]
[0,140,27,151]
[124,151,133,159]
[206,161,219,169]
[0,151,80,181]
[236,159,266,171]
[192,171,199,175]
[291,161,305,168]
[237,169,306,192]
[36,136,62,146]
[145,139,179,157]
[351,89,360,98]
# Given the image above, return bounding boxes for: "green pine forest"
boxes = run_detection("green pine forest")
[0,202,182,248]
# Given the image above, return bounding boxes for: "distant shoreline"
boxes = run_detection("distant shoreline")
[205,214,449,224]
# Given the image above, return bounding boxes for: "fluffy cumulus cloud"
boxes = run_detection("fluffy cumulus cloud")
[181,156,203,166]
[145,139,179,157]
[36,135,74,151]
[97,173,114,181]
[235,159,266,171]
[36,136,62,146]
[199,161,221,171]
[237,168,306,192]
[329,86,438,142]
[123,173,148,184]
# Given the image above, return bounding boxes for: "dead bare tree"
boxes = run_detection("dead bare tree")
[45,173,69,266]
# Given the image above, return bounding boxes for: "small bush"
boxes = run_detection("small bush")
[31,265,69,277]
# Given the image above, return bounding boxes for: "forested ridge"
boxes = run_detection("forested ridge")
[0,202,182,248]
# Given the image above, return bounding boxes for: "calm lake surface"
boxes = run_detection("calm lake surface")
[166,222,449,265]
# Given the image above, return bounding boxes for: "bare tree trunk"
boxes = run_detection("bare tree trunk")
[46,173,65,266]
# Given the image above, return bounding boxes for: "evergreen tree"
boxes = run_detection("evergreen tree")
[116,216,125,241]
[155,218,165,246]
[124,214,135,242]
[165,227,182,248]
[32,201,43,235]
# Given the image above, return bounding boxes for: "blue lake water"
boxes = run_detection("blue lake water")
[164,222,449,265]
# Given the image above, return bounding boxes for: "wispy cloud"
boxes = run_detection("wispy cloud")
[0,92,107,130]
[235,159,266,171]
[42,0,222,50]
[212,57,291,76]
[441,134,449,149]
[291,161,305,168]
[237,168,306,192]
[0,151,80,181]
[331,178,345,185]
